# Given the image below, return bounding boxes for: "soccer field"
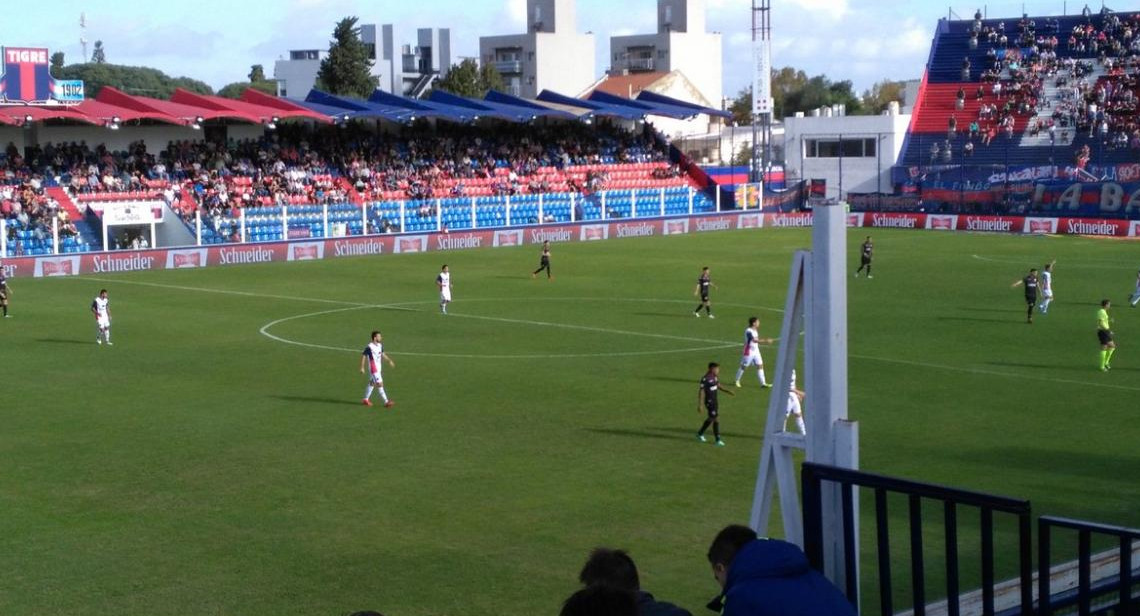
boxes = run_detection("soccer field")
[2,228,1138,615]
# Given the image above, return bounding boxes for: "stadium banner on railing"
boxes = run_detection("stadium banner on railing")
[5,211,1139,279]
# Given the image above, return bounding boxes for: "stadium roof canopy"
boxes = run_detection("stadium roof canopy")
[368,90,484,123]
[425,90,538,123]
[536,90,647,120]
[239,89,332,123]
[585,90,704,120]
[171,88,326,124]
[635,90,733,119]
[299,90,417,124]
[481,90,583,120]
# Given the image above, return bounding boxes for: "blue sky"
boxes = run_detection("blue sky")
[0,0,1095,100]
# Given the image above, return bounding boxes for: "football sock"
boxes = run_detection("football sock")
[2,305,6,316]
[694,303,704,313]
[734,367,745,383]
[757,369,769,387]
[364,386,374,400]
[698,419,711,436]
[1106,348,1115,366]
[705,305,712,315]
[1100,350,1109,369]
[712,421,720,440]
[378,387,389,403]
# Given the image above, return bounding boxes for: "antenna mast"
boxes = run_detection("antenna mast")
[80,13,88,62]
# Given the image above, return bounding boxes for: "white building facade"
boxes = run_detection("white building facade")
[609,0,722,108]
[782,110,911,200]
[479,0,596,98]
[274,25,451,98]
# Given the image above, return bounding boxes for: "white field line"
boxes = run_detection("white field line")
[87,278,1140,390]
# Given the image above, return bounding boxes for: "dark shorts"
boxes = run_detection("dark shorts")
[861,256,872,265]
[1098,329,1113,345]
[700,293,710,302]
[540,256,550,265]
[705,405,718,418]
[1025,295,1037,305]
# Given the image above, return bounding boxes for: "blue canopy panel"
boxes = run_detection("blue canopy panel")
[536,90,646,121]
[368,90,481,123]
[288,98,366,122]
[427,90,537,123]
[636,90,733,120]
[483,90,581,120]
[304,90,415,123]
[586,90,698,120]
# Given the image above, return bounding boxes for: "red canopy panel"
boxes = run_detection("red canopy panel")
[72,99,180,124]
[0,104,98,125]
[240,88,331,123]
[97,86,230,124]
[170,88,295,124]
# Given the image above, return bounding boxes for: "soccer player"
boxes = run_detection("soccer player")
[359,330,396,407]
[532,240,552,280]
[782,369,807,436]
[734,317,774,388]
[1038,259,1056,314]
[1097,300,1116,372]
[91,289,112,345]
[0,264,10,318]
[693,266,717,318]
[697,362,734,447]
[1011,268,1039,324]
[1129,269,1140,308]
[437,264,452,314]
[854,236,873,278]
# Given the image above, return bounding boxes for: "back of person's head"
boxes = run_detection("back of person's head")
[560,585,638,616]
[707,524,758,568]
[578,547,640,591]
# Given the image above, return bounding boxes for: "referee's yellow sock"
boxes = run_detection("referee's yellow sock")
[1105,348,1115,366]
[1100,350,1109,369]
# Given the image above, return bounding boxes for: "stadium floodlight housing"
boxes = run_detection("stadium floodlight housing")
[108,116,121,130]
[22,114,34,128]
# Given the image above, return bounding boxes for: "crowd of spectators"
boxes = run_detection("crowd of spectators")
[957,9,1140,164]
[0,144,79,252]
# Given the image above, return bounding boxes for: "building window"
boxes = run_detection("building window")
[804,138,877,158]
[528,52,535,61]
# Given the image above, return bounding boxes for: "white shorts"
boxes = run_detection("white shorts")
[786,394,802,417]
[368,371,383,385]
[97,317,110,329]
[1042,290,1053,299]
[740,352,764,368]
[440,289,452,302]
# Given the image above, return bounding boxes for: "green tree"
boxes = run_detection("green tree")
[731,141,753,166]
[91,40,106,64]
[434,58,504,98]
[218,80,277,99]
[729,66,870,121]
[315,16,378,98]
[55,63,214,98]
[861,79,906,114]
[50,52,65,73]
[248,64,266,83]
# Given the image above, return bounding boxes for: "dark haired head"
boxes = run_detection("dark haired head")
[560,585,638,616]
[708,361,719,369]
[578,548,640,591]
[707,524,758,568]
[1102,299,1111,307]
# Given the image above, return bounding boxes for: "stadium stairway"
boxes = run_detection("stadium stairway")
[45,186,101,250]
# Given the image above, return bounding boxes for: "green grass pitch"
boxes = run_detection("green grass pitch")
[1,228,1137,615]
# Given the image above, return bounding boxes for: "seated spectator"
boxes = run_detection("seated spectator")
[706,525,856,616]
[577,548,691,616]
[560,585,638,616]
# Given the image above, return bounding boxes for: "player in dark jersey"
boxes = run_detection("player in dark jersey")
[532,240,552,280]
[0,264,10,318]
[854,236,873,278]
[693,266,717,318]
[1011,268,1039,324]
[697,362,735,447]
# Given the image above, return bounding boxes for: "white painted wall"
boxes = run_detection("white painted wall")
[535,32,596,97]
[782,113,911,199]
[273,57,323,98]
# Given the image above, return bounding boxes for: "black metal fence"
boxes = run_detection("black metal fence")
[802,462,1036,616]
[1038,517,1140,616]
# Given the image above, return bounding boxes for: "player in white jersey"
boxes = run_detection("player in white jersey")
[91,289,112,345]
[782,369,806,436]
[1129,269,1140,308]
[359,330,396,407]
[734,316,774,388]
[437,264,452,314]
[1038,259,1056,314]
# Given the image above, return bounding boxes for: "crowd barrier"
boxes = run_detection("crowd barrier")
[3,211,1138,279]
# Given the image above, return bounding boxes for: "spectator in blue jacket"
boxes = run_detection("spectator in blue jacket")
[706,525,856,616]
[578,547,692,616]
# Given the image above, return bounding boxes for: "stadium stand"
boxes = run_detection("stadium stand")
[899,8,1140,173]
